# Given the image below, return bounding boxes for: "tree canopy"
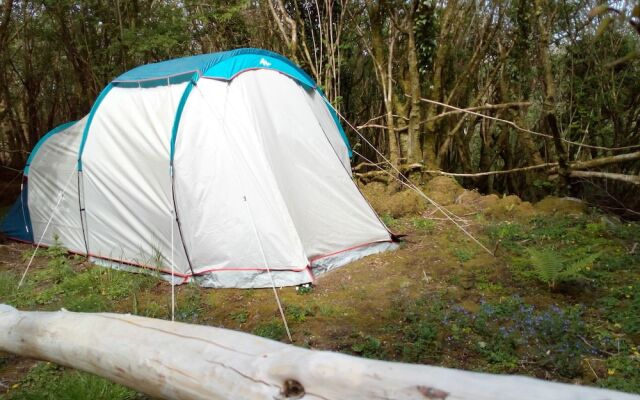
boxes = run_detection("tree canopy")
[0,0,639,214]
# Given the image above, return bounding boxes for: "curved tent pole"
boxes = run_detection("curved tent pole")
[24,121,78,176]
[77,84,114,171]
[19,177,29,237]
[76,83,114,258]
[169,74,200,277]
[13,121,79,243]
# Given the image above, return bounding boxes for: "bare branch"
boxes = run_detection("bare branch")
[413,95,640,152]
[568,171,640,185]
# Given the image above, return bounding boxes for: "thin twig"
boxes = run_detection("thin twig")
[585,358,599,380]
[578,335,615,357]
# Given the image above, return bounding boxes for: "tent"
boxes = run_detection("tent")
[1,48,396,288]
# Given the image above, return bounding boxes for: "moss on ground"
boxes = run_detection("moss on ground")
[0,179,638,396]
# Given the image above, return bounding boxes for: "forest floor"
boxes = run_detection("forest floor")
[0,176,638,399]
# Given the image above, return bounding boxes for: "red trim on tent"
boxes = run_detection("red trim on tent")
[306,265,316,284]
[6,236,32,245]
[309,239,393,263]
[6,236,392,279]
[6,237,193,277]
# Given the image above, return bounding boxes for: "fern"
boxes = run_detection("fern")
[559,252,601,281]
[526,248,600,289]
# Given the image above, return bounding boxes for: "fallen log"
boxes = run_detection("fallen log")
[0,305,637,400]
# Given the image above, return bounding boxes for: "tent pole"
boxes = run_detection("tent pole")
[167,77,176,322]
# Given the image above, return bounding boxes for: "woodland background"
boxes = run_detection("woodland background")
[0,0,639,215]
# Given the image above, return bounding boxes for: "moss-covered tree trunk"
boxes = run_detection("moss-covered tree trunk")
[406,4,423,165]
[534,0,570,195]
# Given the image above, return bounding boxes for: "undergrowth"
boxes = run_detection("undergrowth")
[0,213,638,395]
[3,362,142,400]
[0,241,158,313]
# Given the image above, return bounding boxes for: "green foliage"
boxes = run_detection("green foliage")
[3,241,158,312]
[602,354,640,393]
[411,217,435,232]
[285,304,313,323]
[253,320,285,340]
[415,0,438,74]
[296,284,313,295]
[139,302,166,319]
[0,271,35,308]
[5,362,138,400]
[47,267,155,312]
[351,335,383,359]
[0,270,16,299]
[600,282,640,336]
[175,283,203,322]
[401,318,440,362]
[381,214,399,228]
[609,221,640,241]
[64,294,109,313]
[398,296,446,363]
[452,247,474,263]
[317,303,340,317]
[526,248,600,289]
[44,237,68,259]
[230,310,248,324]
[397,294,594,377]
[486,221,527,250]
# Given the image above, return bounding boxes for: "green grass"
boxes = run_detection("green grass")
[411,217,436,232]
[452,247,475,263]
[481,214,640,390]
[351,335,384,359]
[0,212,638,395]
[174,283,203,322]
[380,213,399,228]
[4,362,141,400]
[230,310,248,323]
[0,243,157,313]
[285,304,313,322]
[253,320,285,340]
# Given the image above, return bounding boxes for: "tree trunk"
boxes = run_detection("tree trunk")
[424,2,456,168]
[0,305,637,400]
[534,0,570,195]
[406,3,423,164]
[367,0,400,166]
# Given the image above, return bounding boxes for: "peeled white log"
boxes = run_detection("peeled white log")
[0,304,637,400]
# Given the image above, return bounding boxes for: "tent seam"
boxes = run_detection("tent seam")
[76,83,114,258]
[169,74,200,276]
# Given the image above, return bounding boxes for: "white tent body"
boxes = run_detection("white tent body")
[5,49,395,288]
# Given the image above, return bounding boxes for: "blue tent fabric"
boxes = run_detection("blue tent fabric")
[1,180,33,242]
[170,76,198,163]
[111,48,351,156]
[202,53,315,89]
[113,48,315,87]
